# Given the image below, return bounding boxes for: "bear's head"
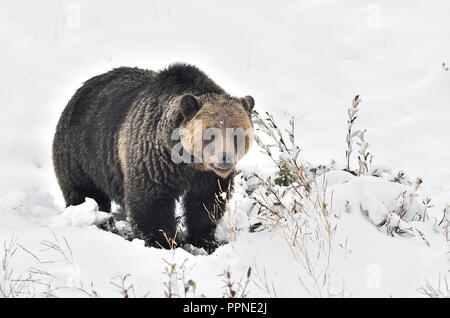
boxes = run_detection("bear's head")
[173,94,254,177]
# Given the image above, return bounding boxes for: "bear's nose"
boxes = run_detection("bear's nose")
[214,152,234,170]
[220,152,234,164]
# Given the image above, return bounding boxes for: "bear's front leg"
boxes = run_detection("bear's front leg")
[183,178,232,250]
[126,189,178,249]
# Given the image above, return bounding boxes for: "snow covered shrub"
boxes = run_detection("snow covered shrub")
[274,162,297,187]
[249,112,344,296]
[355,129,373,176]
[250,171,347,296]
[345,95,373,176]
[253,112,307,188]
[238,104,448,296]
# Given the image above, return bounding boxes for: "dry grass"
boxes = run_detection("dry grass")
[110,274,137,298]
[249,111,345,297]
[162,256,199,298]
[418,274,449,298]
[0,232,88,298]
[0,236,45,298]
[220,266,252,298]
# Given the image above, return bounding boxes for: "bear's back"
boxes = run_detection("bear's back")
[154,63,226,97]
[62,67,154,128]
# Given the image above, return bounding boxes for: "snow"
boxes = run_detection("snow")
[0,0,449,297]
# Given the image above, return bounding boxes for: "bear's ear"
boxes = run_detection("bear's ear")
[241,95,255,114]
[179,94,201,119]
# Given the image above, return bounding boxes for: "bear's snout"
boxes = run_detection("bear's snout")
[214,152,234,170]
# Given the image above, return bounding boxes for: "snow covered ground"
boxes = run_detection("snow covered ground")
[0,0,449,297]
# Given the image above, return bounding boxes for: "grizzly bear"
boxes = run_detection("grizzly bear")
[52,63,254,249]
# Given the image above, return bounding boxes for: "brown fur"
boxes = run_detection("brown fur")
[52,63,255,249]
[181,94,254,177]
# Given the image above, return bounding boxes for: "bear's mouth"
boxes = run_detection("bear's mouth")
[209,163,235,176]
